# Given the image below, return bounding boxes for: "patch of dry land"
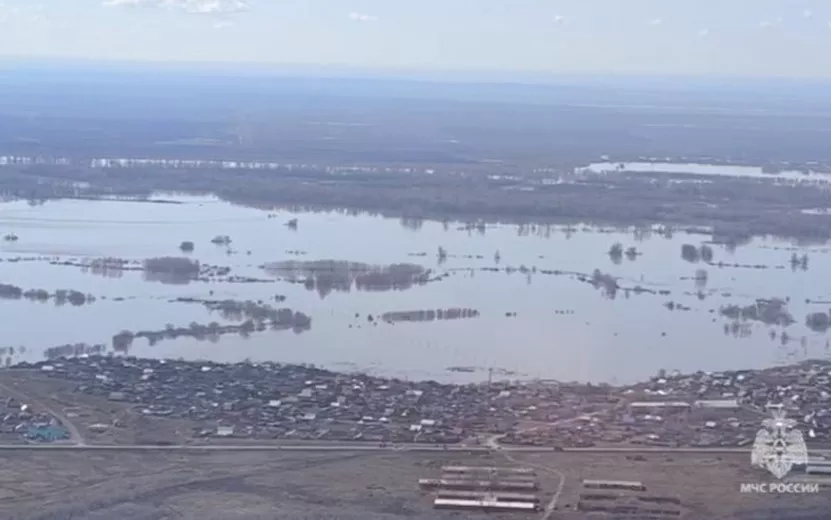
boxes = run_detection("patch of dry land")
[0,451,827,519]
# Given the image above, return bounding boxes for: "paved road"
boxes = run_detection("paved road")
[0,443,827,455]
[498,444,566,520]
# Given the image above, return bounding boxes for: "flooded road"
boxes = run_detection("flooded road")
[2,195,830,383]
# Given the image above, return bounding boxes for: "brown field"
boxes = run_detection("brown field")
[1,372,829,519]
[0,450,827,520]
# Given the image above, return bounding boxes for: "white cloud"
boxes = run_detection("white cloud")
[760,17,783,29]
[183,0,249,15]
[102,0,148,6]
[553,15,564,24]
[648,18,663,26]
[0,3,47,24]
[348,12,377,22]
[803,9,813,20]
[103,0,250,16]
[697,28,709,37]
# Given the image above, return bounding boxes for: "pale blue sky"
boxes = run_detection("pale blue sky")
[1,0,831,77]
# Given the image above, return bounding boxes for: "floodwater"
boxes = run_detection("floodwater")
[580,162,831,181]
[2,195,831,384]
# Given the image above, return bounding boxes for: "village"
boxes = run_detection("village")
[3,356,831,448]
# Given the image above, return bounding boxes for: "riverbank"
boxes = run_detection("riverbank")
[4,163,831,242]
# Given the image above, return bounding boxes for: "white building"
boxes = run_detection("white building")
[695,399,740,409]
[216,426,235,437]
[629,401,690,411]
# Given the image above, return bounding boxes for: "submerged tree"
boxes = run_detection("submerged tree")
[608,242,623,264]
[591,268,619,299]
[790,253,809,271]
[806,312,831,332]
[112,330,135,353]
[681,244,700,263]
[694,268,708,290]
[211,235,232,245]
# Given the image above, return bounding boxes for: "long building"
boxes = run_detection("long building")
[434,498,539,512]
[442,472,538,483]
[582,479,647,492]
[441,466,536,475]
[577,502,681,516]
[436,490,540,504]
[629,401,691,411]
[694,399,741,409]
[419,478,538,491]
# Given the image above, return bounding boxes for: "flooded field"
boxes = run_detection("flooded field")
[2,195,831,383]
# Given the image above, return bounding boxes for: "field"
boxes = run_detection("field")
[2,371,823,518]
[0,450,825,519]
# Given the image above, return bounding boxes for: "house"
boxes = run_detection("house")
[216,426,235,437]
[26,425,69,442]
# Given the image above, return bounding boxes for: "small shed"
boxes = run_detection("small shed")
[216,425,235,437]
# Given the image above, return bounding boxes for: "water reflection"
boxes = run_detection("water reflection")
[0,283,95,306]
[607,243,641,265]
[400,217,424,231]
[263,260,433,299]
[790,253,809,271]
[84,264,125,278]
[380,308,479,323]
[6,195,831,382]
[68,256,243,285]
[0,345,25,367]
[44,343,106,360]
[806,312,831,333]
[111,309,312,353]
[723,321,752,338]
[694,269,708,290]
[174,297,300,325]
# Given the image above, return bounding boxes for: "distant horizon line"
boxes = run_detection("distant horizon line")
[2,55,831,87]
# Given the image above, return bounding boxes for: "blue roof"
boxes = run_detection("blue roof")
[26,425,69,441]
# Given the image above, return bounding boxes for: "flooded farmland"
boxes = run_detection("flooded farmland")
[2,194,831,384]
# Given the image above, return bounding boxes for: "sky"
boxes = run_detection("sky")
[1,0,831,77]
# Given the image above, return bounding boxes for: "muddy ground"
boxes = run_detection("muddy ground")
[0,450,826,519]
